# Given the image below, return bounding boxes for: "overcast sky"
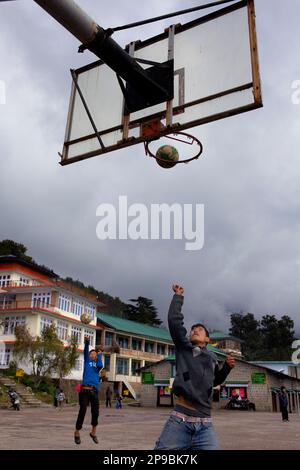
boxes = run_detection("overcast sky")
[1,0,300,336]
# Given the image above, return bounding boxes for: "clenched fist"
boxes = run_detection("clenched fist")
[226,355,236,369]
[172,284,184,296]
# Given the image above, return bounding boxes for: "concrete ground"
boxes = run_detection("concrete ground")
[0,405,300,450]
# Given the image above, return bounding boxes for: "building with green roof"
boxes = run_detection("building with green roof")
[96,312,174,400]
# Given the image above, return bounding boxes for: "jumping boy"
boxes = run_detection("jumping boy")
[74,337,103,445]
[155,285,235,450]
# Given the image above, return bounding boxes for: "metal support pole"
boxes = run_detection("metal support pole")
[34,0,170,102]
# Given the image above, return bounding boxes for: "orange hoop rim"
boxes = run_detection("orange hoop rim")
[144,131,203,165]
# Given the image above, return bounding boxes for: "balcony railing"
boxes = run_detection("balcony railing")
[118,347,166,360]
[0,279,103,305]
[0,300,96,321]
[0,280,49,289]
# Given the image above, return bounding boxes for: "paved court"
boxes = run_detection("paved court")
[0,405,300,450]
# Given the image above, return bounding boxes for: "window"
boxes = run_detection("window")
[40,316,53,333]
[85,303,96,320]
[0,347,11,366]
[132,338,142,351]
[145,342,154,353]
[32,292,51,308]
[72,299,84,317]
[58,294,71,312]
[168,346,175,356]
[105,331,113,346]
[3,316,26,335]
[84,329,95,347]
[157,344,166,355]
[131,360,141,377]
[71,325,82,343]
[19,277,30,286]
[74,359,83,371]
[0,275,11,287]
[117,336,129,349]
[57,321,68,341]
[0,296,15,310]
[103,355,111,371]
[116,357,129,375]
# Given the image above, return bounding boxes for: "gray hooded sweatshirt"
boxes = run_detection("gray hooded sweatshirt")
[169,294,232,417]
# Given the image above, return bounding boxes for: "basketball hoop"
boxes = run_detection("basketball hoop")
[144,131,203,166]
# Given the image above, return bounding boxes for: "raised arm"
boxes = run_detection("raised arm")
[213,356,235,386]
[84,337,90,361]
[96,352,103,371]
[168,285,190,349]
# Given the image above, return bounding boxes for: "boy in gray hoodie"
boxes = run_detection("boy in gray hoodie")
[155,284,235,450]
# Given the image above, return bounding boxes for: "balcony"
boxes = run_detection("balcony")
[0,279,103,306]
[118,347,166,361]
[0,300,97,325]
[0,279,53,289]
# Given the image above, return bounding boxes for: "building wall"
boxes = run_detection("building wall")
[140,361,172,407]
[140,359,300,412]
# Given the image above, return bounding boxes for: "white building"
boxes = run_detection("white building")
[0,255,102,380]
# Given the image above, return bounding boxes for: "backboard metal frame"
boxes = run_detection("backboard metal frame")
[60,0,262,166]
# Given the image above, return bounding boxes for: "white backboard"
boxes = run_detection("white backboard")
[61,0,262,166]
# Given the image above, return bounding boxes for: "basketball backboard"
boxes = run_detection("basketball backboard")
[60,0,262,166]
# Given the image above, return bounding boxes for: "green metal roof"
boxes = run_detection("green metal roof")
[210,331,242,342]
[97,312,173,343]
[163,345,227,362]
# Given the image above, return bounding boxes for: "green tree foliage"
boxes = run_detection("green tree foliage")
[0,239,55,275]
[0,239,33,262]
[124,297,162,326]
[229,312,296,360]
[13,324,78,386]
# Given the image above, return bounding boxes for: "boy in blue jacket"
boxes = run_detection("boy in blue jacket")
[74,337,103,445]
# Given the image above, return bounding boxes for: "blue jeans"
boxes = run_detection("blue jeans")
[154,415,219,450]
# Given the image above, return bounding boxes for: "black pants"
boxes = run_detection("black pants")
[281,406,289,421]
[76,389,99,430]
[106,398,112,408]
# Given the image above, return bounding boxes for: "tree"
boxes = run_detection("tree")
[260,314,295,360]
[229,312,296,361]
[0,239,33,262]
[229,312,263,360]
[124,297,162,326]
[54,335,79,384]
[13,324,78,386]
[0,239,55,275]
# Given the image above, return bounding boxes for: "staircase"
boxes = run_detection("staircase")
[0,375,46,408]
[123,379,142,401]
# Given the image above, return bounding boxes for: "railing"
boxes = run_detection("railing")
[118,347,166,360]
[0,279,102,304]
[0,280,48,288]
[0,300,96,321]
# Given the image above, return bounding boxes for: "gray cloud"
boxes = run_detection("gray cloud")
[1,0,300,337]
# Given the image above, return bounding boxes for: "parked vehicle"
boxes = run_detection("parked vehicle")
[225,396,255,411]
[8,388,20,411]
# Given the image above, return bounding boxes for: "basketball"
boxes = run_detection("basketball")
[156,145,179,169]
[80,313,92,325]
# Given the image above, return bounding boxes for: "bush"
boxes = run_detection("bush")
[2,360,17,377]
[21,375,54,396]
